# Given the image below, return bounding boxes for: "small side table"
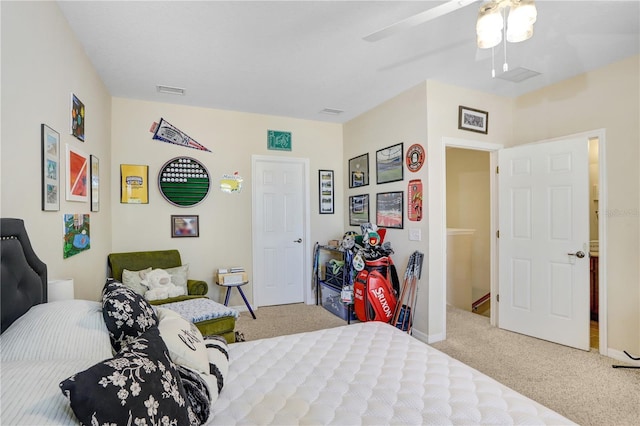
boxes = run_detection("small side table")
[217,281,256,319]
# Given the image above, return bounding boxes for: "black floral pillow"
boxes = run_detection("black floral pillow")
[60,327,199,425]
[102,279,158,352]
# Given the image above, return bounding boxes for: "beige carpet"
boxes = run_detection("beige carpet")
[234,303,640,425]
[234,303,347,341]
[431,306,640,426]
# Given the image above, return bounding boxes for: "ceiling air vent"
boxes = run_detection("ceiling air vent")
[496,67,541,83]
[156,85,185,95]
[320,108,344,115]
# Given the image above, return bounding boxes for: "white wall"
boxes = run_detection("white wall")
[425,80,514,340]
[111,98,344,306]
[1,1,112,300]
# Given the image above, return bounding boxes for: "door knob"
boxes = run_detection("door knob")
[293,238,302,243]
[568,251,585,258]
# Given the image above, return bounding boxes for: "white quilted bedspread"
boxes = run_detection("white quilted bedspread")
[209,322,574,425]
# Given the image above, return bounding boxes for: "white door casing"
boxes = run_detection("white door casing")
[498,137,590,350]
[252,156,307,307]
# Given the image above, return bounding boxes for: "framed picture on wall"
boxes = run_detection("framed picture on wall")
[171,215,199,238]
[348,153,369,188]
[376,143,404,184]
[458,105,488,134]
[90,155,100,212]
[65,144,89,202]
[319,170,334,214]
[349,194,370,226]
[376,191,404,229]
[41,124,60,211]
[120,164,149,204]
[70,93,85,142]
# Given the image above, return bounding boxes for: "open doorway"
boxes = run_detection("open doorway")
[438,131,606,354]
[445,148,491,317]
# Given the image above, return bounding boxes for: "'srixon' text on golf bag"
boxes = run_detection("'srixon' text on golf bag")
[354,257,399,323]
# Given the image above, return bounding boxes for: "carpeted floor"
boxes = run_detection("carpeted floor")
[234,303,640,426]
[234,302,347,341]
[430,306,640,426]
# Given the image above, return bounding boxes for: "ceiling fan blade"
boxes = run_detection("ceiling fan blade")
[363,0,482,42]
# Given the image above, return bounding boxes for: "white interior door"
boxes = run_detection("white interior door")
[498,137,590,350]
[253,157,305,306]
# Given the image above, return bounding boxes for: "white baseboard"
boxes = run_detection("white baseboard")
[608,348,640,367]
[410,328,445,344]
[230,304,253,314]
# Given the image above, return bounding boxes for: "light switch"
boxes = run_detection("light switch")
[409,228,421,241]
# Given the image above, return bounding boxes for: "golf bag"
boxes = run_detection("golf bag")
[353,256,399,323]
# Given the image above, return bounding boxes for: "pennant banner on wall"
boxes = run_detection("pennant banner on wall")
[150,118,211,152]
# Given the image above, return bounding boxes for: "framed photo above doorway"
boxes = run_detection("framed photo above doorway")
[458,105,488,134]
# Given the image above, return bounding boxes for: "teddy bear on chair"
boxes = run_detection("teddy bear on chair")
[140,268,186,301]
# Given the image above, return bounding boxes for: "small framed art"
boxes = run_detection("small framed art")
[90,155,100,212]
[376,191,404,229]
[171,215,199,238]
[120,164,149,204]
[319,170,334,214]
[458,105,488,134]
[70,93,85,142]
[348,153,369,188]
[349,194,370,226]
[41,124,60,211]
[65,144,89,202]
[376,143,404,184]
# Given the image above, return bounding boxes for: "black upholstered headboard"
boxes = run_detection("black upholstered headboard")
[1,218,47,333]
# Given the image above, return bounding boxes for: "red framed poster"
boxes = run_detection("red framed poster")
[408,179,423,221]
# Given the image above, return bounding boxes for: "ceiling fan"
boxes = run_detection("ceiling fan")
[364,0,539,79]
[363,0,482,42]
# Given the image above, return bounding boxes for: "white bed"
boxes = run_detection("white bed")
[0,300,574,425]
[0,218,574,425]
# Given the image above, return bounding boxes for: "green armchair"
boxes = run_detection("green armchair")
[108,249,207,304]
[107,250,236,343]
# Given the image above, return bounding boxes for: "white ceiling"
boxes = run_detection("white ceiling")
[57,0,640,124]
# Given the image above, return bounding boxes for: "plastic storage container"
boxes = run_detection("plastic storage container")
[319,282,356,321]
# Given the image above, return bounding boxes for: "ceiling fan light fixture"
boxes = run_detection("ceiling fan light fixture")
[477,30,502,49]
[476,2,503,49]
[476,3,503,32]
[507,23,533,43]
[507,0,537,27]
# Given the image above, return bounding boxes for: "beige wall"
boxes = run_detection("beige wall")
[343,82,429,335]
[111,98,344,306]
[446,148,491,296]
[513,56,640,354]
[1,1,113,300]
[425,80,514,340]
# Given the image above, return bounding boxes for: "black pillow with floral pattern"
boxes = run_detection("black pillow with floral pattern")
[102,279,158,352]
[60,327,200,425]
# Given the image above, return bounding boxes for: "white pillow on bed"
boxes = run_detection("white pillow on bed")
[121,267,152,295]
[0,299,112,362]
[156,308,230,402]
[156,307,209,374]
